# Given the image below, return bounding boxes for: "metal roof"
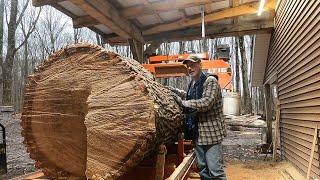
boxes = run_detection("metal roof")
[33,0,276,44]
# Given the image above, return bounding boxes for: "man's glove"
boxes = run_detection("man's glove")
[172,93,183,106]
[166,86,175,92]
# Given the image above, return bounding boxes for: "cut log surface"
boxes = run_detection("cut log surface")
[21,43,183,179]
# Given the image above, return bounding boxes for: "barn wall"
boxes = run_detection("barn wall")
[265,0,320,179]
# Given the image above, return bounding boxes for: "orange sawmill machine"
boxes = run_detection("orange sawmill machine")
[143,45,232,91]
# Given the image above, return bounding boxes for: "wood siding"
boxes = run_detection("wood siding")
[265,0,320,179]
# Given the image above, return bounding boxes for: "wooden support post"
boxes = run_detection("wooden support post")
[272,100,280,160]
[306,125,318,180]
[264,84,272,145]
[129,39,144,63]
[178,133,184,164]
[155,144,166,180]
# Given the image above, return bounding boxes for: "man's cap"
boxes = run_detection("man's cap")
[182,56,201,64]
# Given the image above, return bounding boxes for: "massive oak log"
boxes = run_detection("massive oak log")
[21,43,183,179]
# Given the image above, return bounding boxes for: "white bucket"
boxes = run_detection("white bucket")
[222,92,240,115]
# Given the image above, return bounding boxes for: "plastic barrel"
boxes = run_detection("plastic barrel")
[222,92,240,115]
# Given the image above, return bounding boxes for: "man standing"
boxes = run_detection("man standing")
[168,56,227,180]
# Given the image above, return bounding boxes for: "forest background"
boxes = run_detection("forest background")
[0,0,269,115]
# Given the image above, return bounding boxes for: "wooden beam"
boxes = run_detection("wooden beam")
[155,145,166,180]
[143,0,277,35]
[231,0,240,24]
[122,0,224,19]
[179,9,188,20]
[150,20,274,40]
[168,151,196,180]
[69,0,144,42]
[129,39,144,63]
[264,84,272,145]
[106,20,274,44]
[272,100,280,160]
[32,0,66,7]
[72,16,99,28]
[205,3,213,14]
[306,125,318,180]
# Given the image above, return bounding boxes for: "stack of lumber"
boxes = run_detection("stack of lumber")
[21,43,183,179]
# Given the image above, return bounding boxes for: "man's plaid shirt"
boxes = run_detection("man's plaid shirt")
[172,76,227,145]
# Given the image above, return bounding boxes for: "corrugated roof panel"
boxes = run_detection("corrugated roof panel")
[137,15,160,26]
[159,10,182,22]
[58,1,87,16]
[116,0,142,8]
[94,25,113,34]
[210,1,230,11]
[184,6,202,16]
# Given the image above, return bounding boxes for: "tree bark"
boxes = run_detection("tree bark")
[0,0,4,74]
[21,43,183,179]
[73,28,80,43]
[234,37,240,93]
[239,36,252,114]
[23,41,28,84]
[264,84,272,144]
[2,0,18,105]
[0,0,4,104]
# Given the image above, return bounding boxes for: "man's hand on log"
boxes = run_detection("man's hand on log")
[166,86,175,92]
[172,94,183,106]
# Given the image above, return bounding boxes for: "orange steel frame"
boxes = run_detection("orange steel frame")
[143,53,233,90]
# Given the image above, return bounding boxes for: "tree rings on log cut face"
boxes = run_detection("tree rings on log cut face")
[21,43,183,179]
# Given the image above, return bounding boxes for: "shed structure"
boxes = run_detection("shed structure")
[263,1,320,179]
[32,0,320,179]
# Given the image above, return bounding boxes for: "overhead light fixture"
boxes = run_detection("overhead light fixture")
[258,0,265,16]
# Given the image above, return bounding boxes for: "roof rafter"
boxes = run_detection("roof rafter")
[33,0,144,42]
[122,0,224,19]
[106,20,274,44]
[143,0,277,35]
[72,16,99,28]
[69,0,144,42]
[47,3,111,39]
[32,0,66,7]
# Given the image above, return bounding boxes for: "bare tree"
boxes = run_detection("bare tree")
[239,36,252,114]
[1,0,41,105]
[234,37,240,93]
[35,7,69,55]
[3,0,22,105]
[73,28,81,43]
[20,5,41,84]
[0,0,4,103]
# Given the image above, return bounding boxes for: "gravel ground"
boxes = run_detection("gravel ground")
[223,115,269,162]
[0,113,35,180]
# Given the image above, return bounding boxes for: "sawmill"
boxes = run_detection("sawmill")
[0,0,319,179]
